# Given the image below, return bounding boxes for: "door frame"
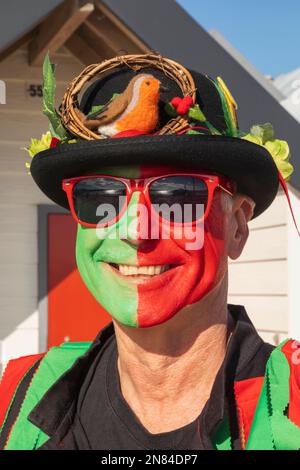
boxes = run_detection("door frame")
[38,204,69,351]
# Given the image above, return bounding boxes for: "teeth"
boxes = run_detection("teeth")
[117,265,169,276]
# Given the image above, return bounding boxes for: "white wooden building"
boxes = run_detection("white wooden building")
[0,0,299,375]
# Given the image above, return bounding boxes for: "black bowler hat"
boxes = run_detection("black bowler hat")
[29,54,284,219]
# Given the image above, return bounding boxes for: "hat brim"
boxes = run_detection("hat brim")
[30,134,279,219]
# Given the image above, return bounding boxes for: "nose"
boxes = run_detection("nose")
[118,191,151,246]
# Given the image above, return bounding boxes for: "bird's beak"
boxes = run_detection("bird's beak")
[159,84,170,93]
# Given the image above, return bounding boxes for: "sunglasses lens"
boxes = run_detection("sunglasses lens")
[149,176,208,223]
[72,178,127,225]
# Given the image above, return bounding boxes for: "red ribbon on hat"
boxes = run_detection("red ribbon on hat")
[278,171,300,237]
[112,130,149,138]
[177,126,210,134]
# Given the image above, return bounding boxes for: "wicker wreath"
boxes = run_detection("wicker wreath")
[59,53,197,140]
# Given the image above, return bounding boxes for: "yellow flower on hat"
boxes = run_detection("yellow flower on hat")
[23,131,53,173]
[23,131,53,164]
[23,131,76,173]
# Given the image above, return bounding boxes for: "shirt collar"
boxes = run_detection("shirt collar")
[28,304,265,441]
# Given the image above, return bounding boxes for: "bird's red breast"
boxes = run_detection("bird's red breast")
[114,76,160,133]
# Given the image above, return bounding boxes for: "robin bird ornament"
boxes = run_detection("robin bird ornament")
[75,73,163,137]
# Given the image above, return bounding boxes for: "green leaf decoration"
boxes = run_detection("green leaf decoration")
[242,123,294,181]
[187,104,221,135]
[164,102,178,118]
[250,123,274,144]
[86,93,120,118]
[205,121,222,135]
[49,122,58,139]
[187,104,206,122]
[87,104,104,117]
[186,129,202,134]
[265,140,294,181]
[213,77,239,137]
[42,53,68,141]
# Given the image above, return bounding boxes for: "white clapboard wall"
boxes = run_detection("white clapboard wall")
[0,44,84,376]
[228,190,289,345]
[0,43,294,376]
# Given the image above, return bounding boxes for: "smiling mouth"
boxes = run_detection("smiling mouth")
[108,263,176,277]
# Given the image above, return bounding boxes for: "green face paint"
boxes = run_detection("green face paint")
[76,166,140,327]
[75,164,228,329]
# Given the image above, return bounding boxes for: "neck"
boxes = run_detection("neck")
[112,273,232,433]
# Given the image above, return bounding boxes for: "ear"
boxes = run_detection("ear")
[228,194,255,260]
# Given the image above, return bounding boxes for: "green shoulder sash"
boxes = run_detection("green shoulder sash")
[247,339,300,450]
[213,339,300,450]
[4,341,91,450]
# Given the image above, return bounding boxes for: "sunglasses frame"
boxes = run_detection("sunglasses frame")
[62,173,235,228]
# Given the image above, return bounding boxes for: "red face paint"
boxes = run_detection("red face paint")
[134,166,229,327]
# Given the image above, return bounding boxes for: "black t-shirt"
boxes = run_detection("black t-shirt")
[76,335,203,450]
[30,304,273,450]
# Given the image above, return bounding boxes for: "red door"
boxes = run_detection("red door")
[47,213,111,348]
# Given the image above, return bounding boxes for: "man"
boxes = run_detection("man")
[0,53,299,450]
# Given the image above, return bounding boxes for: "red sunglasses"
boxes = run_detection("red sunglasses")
[62,173,235,228]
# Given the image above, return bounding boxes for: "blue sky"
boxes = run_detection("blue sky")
[177,0,299,78]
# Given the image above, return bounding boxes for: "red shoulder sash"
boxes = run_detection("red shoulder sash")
[0,353,45,430]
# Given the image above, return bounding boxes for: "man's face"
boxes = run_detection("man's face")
[75,165,235,328]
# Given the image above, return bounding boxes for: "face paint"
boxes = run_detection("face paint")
[135,172,229,327]
[76,189,139,327]
[75,165,230,328]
